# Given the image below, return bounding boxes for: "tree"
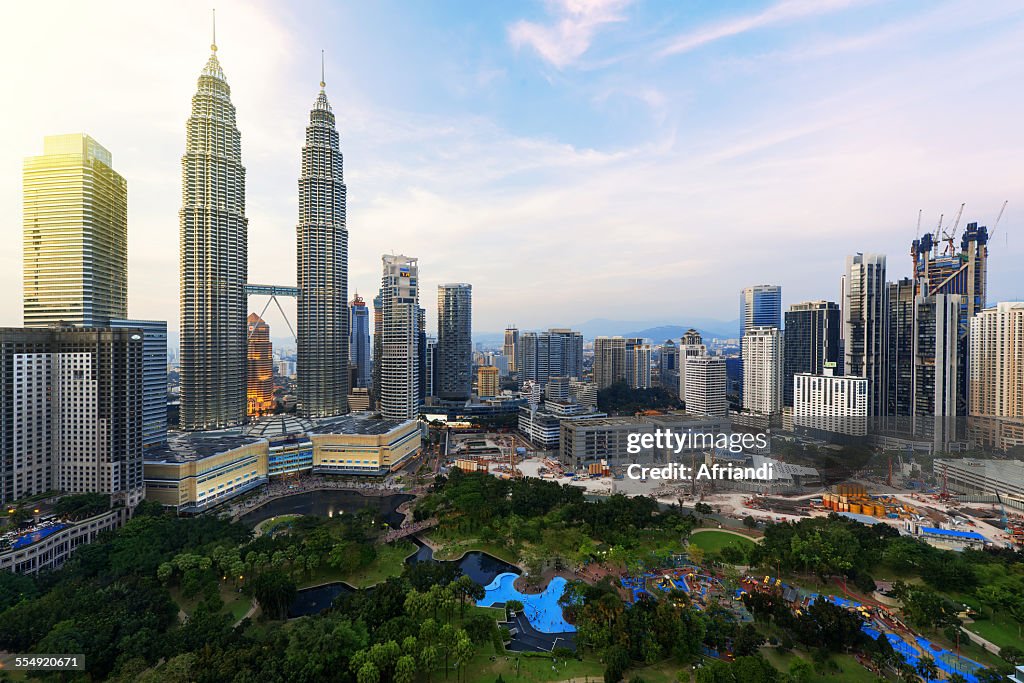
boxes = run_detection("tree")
[395,655,417,683]
[688,545,706,567]
[1000,645,1024,665]
[788,657,813,683]
[454,634,474,683]
[357,661,380,683]
[743,515,758,529]
[249,568,296,620]
[419,645,439,683]
[915,656,938,682]
[604,644,630,683]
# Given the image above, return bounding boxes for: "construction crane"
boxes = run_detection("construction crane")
[943,202,965,254]
[990,200,1009,241]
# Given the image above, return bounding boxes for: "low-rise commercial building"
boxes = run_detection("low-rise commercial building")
[0,508,130,574]
[933,457,1024,506]
[144,415,421,512]
[559,412,729,471]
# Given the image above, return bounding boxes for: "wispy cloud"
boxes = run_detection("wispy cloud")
[658,0,866,58]
[508,0,634,68]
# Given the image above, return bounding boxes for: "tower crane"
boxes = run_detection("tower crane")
[989,200,1009,241]
[943,202,965,254]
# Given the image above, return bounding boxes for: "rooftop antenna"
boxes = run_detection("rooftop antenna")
[211,9,217,52]
[320,49,326,89]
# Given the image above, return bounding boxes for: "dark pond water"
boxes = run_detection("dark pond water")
[238,490,414,529]
[289,582,354,617]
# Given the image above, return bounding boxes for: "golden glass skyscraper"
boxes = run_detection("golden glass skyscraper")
[23,134,127,327]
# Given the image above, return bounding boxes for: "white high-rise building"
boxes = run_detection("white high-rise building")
[684,355,727,418]
[379,255,420,420]
[843,253,887,417]
[742,326,783,416]
[793,368,868,437]
[626,340,652,389]
[678,329,706,401]
[969,302,1024,450]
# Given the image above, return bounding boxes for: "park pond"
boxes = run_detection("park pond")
[286,538,522,617]
[238,489,413,530]
[238,491,524,619]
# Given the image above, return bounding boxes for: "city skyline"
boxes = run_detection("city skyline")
[1,1,1023,340]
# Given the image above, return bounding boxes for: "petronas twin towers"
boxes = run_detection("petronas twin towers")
[179,35,348,430]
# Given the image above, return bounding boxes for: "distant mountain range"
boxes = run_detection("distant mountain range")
[472,317,740,347]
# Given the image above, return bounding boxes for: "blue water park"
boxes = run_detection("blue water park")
[809,593,987,683]
[477,572,576,634]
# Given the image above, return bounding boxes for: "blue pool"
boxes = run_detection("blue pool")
[477,573,576,634]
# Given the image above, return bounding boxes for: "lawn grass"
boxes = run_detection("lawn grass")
[299,539,418,590]
[688,529,756,554]
[760,648,884,683]
[462,650,604,682]
[964,611,1024,653]
[253,513,303,537]
[169,581,252,623]
[422,529,521,566]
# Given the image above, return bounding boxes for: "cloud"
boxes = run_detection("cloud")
[508,0,634,68]
[658,0,866,58]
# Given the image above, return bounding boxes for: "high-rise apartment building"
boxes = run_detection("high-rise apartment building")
[504,327,519,374]
[179,40,248,430]
[742,326,783,416]
[372,294,383,408]
[417,306,427,406]
[477,365,499,398]
[968,302,1024,450]
[0,327,143,507]
[843,253,887,417]
[519,329,584,387]
[246,313,275,418]
[678,329,706,403]
[424,336,438,400]
[684,355,727,417]
[23,134,127,328]
[110,319,168,451]
[740,285,782,337]
[886,278,915,421]
[658,340,679,394]
[378,255,420,420]
[593,336,626,389]
[625,339,652,389]
[350,295,371,389]
[297,75,349,417]
[436,284,472,402]
[782,301,840,407]
[911,293,960,448]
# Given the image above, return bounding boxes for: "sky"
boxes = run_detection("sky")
[1,0,1022,342]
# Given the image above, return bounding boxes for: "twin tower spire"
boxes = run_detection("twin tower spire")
[179,12,349,430]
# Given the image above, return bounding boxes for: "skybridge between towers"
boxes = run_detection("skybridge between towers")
[246,283,299,340]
